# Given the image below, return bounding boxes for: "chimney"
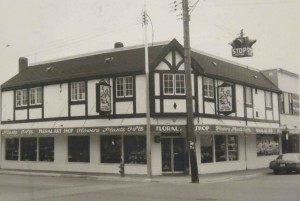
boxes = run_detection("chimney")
[19,57,28,73]
[114,42,124,48]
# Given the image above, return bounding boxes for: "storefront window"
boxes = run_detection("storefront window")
[39,137,54,162]
[215,135,227,162]
[21,138,37,161]
[200,135,213,163]
[68,136,90,162]
[257,135,279,156]
[228,135,238,161]
[5,138,19,160]
[124,136,146,164]
[101,136,122,163]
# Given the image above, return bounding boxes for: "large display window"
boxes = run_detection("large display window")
[215,135,227,162]
[124,136,146,164]
[257,135,279,156]
[68,136,90,162]
[100,135,146,164]
[21,138,37,161]
[200,135,213,163]
[39,137,54,161]
[5,138,19,160]
[200,134,239,163]
[101,136,122,163]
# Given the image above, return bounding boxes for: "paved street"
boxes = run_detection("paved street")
[0,170,300,201]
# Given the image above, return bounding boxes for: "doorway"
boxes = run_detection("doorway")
[161,138,185,173]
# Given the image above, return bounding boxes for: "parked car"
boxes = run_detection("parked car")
[269,153,300,174]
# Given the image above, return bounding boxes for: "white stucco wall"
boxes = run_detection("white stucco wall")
[135,75,146,114]
[44,84,68,118]
[1,91,14,121]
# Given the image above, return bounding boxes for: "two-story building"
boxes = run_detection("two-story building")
[262,69,300,153]
[0,39,283,175]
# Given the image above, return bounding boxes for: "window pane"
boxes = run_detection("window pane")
[30,88,35,105]
[16,89,28,107]
[71,82,85,101]
[175,74,185,95]
[124,136,146,164]
[204,77,214,98]
[79,82,85,100]
[228,135,238,161]
[39,137,54,162]
[116,78,124,97]
[124,77,133,97]
[265,92,272,108]
[22,89,28,105]
[68,136,90,162]
[246,87,252,105]
[201,135,213,163]
[20,138,37,161]
[257,135,279,156]
[163,74,174,95]
[101,136,122,163]
[5,138,19,160]
[215,135,226,162]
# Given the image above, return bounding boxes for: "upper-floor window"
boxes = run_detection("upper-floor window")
[16,89,28,107]
[71,81,85,101]
[29,87,42,105]
[281,92,299,115]
[245,87,252,105]
[163,74,185,95]
[265,91,272,108]
[203,77,214,98]
[116,76,133,98]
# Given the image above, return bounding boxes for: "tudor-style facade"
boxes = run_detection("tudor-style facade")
[0,39,287,175]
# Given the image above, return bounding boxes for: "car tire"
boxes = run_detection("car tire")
[273,169,279,174]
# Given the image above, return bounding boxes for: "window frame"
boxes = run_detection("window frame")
[71,81,86,102]
[200,134,239,163]
[116,76,134,98]
[29,87,42,106]
[68,136,90,163]
[265,91,272,108]
[163,73,186,95]
[203,77,214,99]
[16,89,28,107]
[245,87,253,105]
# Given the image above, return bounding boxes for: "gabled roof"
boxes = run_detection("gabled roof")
[1,38,280,92]
[1,41,171,90]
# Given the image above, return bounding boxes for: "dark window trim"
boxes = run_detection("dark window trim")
[68,81,87,117]
[14,87,44,121]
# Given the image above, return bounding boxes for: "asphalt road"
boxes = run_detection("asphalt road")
[0,172,299,201]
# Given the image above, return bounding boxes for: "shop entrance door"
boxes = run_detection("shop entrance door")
[161,138,185,173]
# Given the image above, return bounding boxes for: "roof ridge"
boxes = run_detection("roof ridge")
[30,40,171,67]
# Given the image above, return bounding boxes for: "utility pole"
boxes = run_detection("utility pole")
[182,0,199,183]
[143,6,152,178]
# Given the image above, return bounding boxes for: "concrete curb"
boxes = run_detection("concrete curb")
[0,169,268,184]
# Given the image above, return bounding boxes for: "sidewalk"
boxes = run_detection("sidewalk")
[0,168,271,184]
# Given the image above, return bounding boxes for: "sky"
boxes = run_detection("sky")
[0,0,299,85]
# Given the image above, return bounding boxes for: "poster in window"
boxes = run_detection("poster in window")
[96,80,111,115]
[217,83,235,115]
